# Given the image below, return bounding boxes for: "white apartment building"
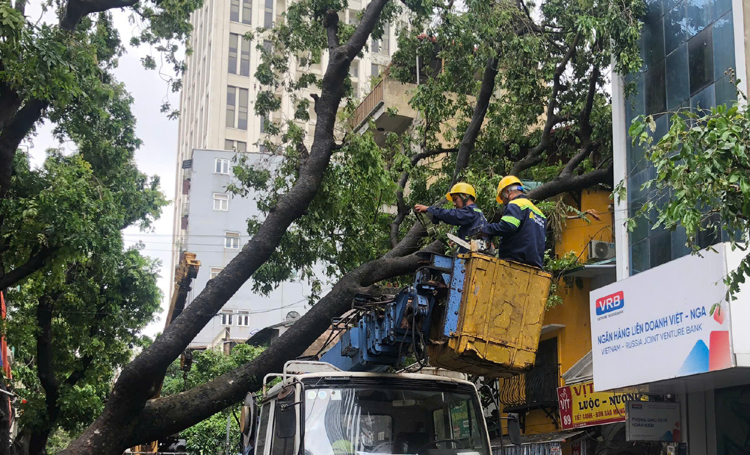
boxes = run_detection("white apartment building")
[171,0,399,347]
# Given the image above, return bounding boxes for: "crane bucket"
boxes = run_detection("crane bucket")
[428,253,552,377]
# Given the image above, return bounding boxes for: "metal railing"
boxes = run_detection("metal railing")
[498,364,560,411]
[351,78,384,129]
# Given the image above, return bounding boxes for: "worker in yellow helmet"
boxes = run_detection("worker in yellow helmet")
[480,176,546,268]
[414,182,487,252]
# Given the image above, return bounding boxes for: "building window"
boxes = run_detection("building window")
[225,140,247,152]
[240,38,251,76]
[264,0,273,28]
[242,0,252,24]
[227,86,249,130]
[230,0,239,22]
[231,0,251,24]
[229,33,251,76]
[624,0,736,276]
[238,88,249,130]
[348,9,359,25]
[215,158,231,174]
[237,311,250,326]
[263,40,273,53]
[228,33,238,74]
[381,24,390,54]
[370,25,389,55]
[210,267,223,279]
[226,86,236,127]
[225,232,240,249]
[221,311,233,325]
[213,193,229,211]
[371,63,380,78]
[260,116,269,134]
[350,59,359,78]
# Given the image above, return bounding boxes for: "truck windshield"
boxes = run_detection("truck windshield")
[303,387,489,455]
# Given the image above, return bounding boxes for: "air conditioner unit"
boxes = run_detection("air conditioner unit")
[589,240,615,261]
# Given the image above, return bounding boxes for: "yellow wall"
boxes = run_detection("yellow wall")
[500,189,612,436]
[555,190,614,261]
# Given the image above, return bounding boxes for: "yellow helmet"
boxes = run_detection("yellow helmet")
[496,175,522,203]
[445,182,476,201]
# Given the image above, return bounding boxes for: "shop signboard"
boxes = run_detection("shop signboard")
[557,380,644,430]
[590,245,736,391]
[625,402,681,442]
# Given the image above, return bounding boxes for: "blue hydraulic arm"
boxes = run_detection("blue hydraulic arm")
[319,253,461,371]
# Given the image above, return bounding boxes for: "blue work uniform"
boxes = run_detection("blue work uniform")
[482,196,546,268]
[427,204,487,252]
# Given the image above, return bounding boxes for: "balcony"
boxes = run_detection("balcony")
[351,76,418,145]
[498,363,560,429]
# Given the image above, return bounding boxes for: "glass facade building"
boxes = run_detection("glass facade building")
[625,0,737,275]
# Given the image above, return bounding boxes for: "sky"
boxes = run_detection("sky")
[24,5,182,338]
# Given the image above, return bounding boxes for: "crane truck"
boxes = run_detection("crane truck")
[239,250,552,455]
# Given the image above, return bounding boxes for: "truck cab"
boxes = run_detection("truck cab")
[244,361,492,455]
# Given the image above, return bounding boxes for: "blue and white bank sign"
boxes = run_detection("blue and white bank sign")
[590,245,737,391]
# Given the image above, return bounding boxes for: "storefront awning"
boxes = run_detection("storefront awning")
[562,351,593,385]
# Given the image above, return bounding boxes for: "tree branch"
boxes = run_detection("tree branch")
[0,99,48,200]
[36,296,60,421]
[0,246,59,291]
[324,10,340,49]
[129,244,442,444]
[453,57,499,181]
[60,0,139,31]
[389,148,457,248]
[526,163,613,201]
[510,33,580,176]
[344,0,391,61]
[561,64,600,176]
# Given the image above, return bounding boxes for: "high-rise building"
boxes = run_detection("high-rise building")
[171,0,398,347]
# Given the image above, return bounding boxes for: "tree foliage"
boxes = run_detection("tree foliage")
[161,345,264,455]
[8,245,161,453]
[0,0,199,291]
[236,0,643,294]
[0,0,202,452]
